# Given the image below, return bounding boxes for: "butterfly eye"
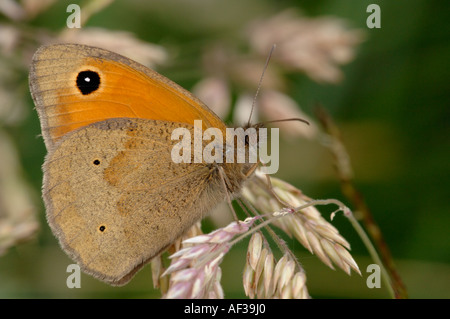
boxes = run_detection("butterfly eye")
[76,70,100,95]
[244,135,250,145]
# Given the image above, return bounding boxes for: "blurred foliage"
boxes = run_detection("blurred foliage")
[0,0,448,298]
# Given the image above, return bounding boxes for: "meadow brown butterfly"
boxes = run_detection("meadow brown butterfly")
[29,44,260,286]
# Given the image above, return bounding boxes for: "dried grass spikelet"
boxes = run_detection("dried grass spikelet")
[242,170,360,276]
[151,221,204,290]
[247,9,365,83]
[243,232,309,299]
[162,218,258,299]
[162,169,360,298]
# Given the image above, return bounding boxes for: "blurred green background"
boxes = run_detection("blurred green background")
[0,0,448,298]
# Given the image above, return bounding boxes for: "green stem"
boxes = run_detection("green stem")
[315,105,408,298]
[345,212,395,298]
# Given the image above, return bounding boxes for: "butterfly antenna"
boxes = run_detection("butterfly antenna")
[260,117,310,126]
[247,44,277,128]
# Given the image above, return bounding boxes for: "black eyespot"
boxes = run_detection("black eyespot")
[99,225,106,232]
[93,159,100,165]
[76,70,100,95]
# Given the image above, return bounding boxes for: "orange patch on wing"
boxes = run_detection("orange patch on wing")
[50,58,225,141]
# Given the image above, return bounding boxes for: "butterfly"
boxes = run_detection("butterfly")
[29,43,259,285]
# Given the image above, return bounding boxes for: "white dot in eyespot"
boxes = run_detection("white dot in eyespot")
[84,77,91,82]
